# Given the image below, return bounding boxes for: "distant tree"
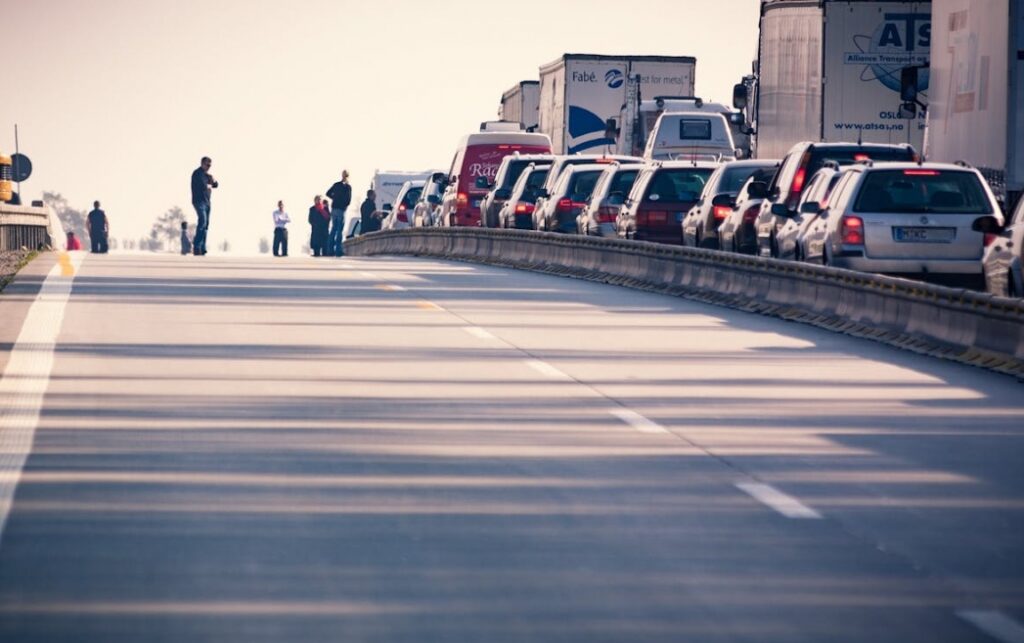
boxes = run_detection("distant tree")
[42,192,91,246]
[148,206,186,252]
[138,236,149,251]
[258,237,270,254]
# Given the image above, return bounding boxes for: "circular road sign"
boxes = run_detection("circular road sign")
[10,154,32,182]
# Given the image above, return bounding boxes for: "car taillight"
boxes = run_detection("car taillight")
[556,198,572,213]
[903,169,940,176]
[787,151,812,208]
[637,210,668,226]
[984,233,998,247]
[713,205,732,223]
[742,205,760,223]
[515,203,534,215]
[598,206,617,223]
[841,215,864,245]
[457,192,468,206]
[397,204,408,222]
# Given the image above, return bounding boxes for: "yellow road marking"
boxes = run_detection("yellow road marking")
[58,252,75,277]
[416,301,442,311]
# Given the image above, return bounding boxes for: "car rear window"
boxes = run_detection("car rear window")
[609,170,639,196]
[501,161,532,188]
[679,119,712,140]
[721,165,774,193]
[853,170,993,214]
[526,168,549,189]
[402,188,422,208]
[567,171,603,200]
[644,168,714,202]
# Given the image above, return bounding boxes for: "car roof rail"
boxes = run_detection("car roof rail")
[954,159,974,169]
[820,159,841,170]
[854,158,874,167]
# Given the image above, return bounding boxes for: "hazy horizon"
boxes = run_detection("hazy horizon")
[2,0,760,252]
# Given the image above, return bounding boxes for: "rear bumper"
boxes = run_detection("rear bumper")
[634,227,683,245]
[831,254,984,275]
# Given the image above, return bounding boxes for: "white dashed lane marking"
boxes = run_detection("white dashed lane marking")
[957,610,1024,643]
[609,409,670,434]
[463,327,497,341]
[524,359,570,380]
[735,482,823,520]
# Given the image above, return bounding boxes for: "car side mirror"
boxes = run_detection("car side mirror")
[799,201,821,215]
[732,82,748,110]
[770,203,792,217]
[475,176,491,189]
[711,193,735,208]
[495,188,512,200]
[972,216,1003,234]
[382,204,393,212]
[450,175,458,185]
[427,195,441,205]
[746,181,768,200]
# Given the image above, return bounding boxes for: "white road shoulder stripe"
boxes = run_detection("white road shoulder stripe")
[958,610,1024,643]
[0,254,82,542]
[610,409,669,434]
[735,482,822,519]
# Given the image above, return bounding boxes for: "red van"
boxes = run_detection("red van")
[438,131,552,227]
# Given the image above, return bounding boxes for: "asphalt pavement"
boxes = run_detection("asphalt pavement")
[0,251,1021,642]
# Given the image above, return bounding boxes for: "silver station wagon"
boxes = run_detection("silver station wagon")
[801,162,1005,287]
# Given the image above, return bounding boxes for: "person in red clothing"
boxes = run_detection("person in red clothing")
[66,231,83,251]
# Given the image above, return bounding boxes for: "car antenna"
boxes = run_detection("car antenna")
[857,126,863,146]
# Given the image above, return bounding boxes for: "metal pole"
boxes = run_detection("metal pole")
[14,124,20,198]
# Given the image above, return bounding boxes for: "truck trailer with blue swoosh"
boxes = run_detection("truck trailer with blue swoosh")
[537,54,697,155]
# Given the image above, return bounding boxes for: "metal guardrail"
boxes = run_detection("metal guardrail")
[346,228,1024,378]
[0,204,56,252]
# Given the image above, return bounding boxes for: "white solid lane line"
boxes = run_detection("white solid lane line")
[957,610,1024,643]
[524,359,570,380]
[359,271,376,278]
[377,284,406,292]
[735,482,823,520]
[463,327,497,341]
[0,253,82,543]
[609,409,670,435]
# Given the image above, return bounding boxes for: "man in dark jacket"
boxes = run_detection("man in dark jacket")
[308,195,331,257]
[190,156,218,255]
[360,190,380,234]
[87,200,109,253]
[325,170,352,257]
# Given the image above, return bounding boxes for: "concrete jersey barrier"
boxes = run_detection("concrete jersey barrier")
[345,228,1024,378]
[0,204,56,252]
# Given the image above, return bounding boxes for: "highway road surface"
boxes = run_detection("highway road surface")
[0,252,1022,643]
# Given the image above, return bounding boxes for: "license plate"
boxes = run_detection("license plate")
[894,227,955,243]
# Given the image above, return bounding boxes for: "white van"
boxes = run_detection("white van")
[643,111,738,162]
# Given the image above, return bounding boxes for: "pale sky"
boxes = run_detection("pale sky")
[1,0,760,252]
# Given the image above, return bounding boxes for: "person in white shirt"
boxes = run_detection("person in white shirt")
[272,200,291,257]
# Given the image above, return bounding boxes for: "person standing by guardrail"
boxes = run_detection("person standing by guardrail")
[272,200,290,257]
[308,195,330,257]
[325,170,352,257]
[360,189,380,234]
[87,200,109,253]
[190,156,218,256]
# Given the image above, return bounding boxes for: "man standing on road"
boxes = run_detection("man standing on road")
[87,200,109,253]
[325,170,352,257]
[360,189,380,235]
[272,200,290,257]
[190,156,218,256]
